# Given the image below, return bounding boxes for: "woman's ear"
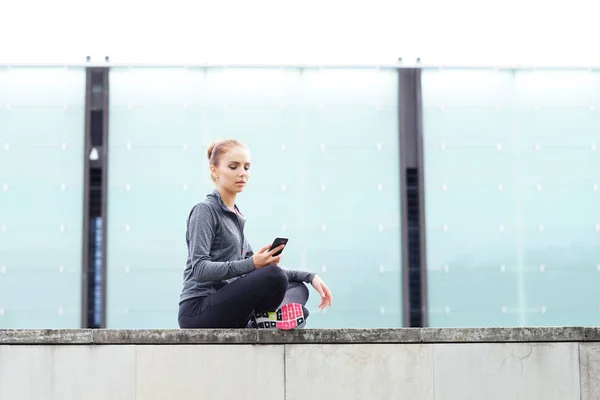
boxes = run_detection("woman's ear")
[210,165,218,180]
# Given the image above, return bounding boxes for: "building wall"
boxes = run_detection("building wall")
[105,67,402,328]
[0,67,86,328]
[1,334,598,400]
[1,66,599,329]
[422,69,600,327]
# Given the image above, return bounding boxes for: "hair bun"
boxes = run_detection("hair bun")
[207,141,217,161]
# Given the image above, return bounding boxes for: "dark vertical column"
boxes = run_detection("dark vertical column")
[415,70,428,328]
[99,68,110,329]
[398,68,428,327]
[82,67,109,328]
[81,69,92,328]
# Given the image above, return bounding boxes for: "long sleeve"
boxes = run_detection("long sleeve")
[283,268,316,284]
[188,203,255,282]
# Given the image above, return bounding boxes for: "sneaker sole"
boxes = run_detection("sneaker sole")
[276,302,305,330]
[253,303,306,330]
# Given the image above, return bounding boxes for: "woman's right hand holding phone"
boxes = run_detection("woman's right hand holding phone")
[252,244,285,269]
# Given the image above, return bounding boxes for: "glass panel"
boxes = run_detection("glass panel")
[422,68,600,327]
[0,67,86,328]
[106,67,402,328]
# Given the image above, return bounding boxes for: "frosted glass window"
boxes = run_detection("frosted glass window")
[106,67,402,328]
[0,67,86,328]
[422,69,600,327]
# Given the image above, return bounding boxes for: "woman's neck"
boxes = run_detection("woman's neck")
[217,188,237,211]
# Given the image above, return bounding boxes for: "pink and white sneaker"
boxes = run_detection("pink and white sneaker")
[251,303,308,330]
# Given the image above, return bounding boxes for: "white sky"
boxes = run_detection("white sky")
[0,0,598,66]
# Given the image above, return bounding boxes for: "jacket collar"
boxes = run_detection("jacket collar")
[208,189,245,219]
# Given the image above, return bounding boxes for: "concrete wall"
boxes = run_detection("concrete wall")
[1,327,599,400]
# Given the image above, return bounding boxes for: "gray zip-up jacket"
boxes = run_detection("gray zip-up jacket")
[179,190,315,304]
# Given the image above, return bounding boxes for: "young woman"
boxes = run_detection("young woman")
[178,139,333,329]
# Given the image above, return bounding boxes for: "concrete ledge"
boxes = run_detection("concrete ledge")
[3,327,598,400]
[0,329,93,344]
[1,327,600,345]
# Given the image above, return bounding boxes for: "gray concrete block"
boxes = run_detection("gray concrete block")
[0,329,93,344]
[583,327,600,341]
[579,343,600,400]
[135,344,284,400]
[93,328,422,345]
[257,328,422,344]
[421,326,586,343]
[0,345,136,400]
[93,328,258,344]
[0,327,594,345]
[433,342,580,400]
[285,344,434,400]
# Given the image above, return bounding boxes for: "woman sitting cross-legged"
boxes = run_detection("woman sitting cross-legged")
[178,139,333,330]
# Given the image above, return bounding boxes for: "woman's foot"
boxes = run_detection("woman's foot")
[251,303,309,330]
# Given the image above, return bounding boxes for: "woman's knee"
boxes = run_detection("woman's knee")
[301,282,309,301]
[291,281,309,300]
[284,281,309,305]
[260,265,288,290]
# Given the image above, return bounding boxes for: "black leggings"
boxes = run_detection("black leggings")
[178,265,310,329]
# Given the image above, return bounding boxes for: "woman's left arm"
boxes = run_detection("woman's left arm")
[282,269,315,284]
[283,269,333,309]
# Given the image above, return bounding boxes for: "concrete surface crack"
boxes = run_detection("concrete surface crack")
[511,345,533,381]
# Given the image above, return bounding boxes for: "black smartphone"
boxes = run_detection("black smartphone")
[269,237,288,257]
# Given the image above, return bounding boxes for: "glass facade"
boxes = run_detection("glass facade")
[0,67,86,328]
[105,67,403,328]
[3,64,597,330]
[422,69,600,327]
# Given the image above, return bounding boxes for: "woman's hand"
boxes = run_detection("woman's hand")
[252,243,285,269]
[311,274,333,309]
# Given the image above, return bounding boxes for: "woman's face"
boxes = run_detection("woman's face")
[211,146,251,194]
